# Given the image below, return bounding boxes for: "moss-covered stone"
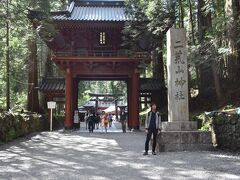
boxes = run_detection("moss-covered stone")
[211,113,240,151]
[0,111,48,143]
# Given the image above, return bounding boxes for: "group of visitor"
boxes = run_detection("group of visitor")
[84,108,128,133]
[85,111,99,133]
[77,103,160,155]
[84,111,115,133]
[85,103,161,155]
[79,103,161,155]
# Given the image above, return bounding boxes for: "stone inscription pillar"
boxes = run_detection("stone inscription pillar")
[163,28,197,131]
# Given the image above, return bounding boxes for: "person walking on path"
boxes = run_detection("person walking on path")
[85,112,89,130]
[108,113,113,127]
[102,112,108,133]
[93,112,97,130]
[88,112,95,133]
[143,103,161,155]
[120,108,127,133]
[96,113,100,129]
[100,111,107,133]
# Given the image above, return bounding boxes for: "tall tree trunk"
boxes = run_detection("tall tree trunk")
[188,0,196,45]
[197,0,215,99]
[197,0,223,104]
[152,40,167,109]
[211,62,223,105]
[152,50,160,79]
[179,0,184,28]
[187,0,197,99]
[6,0,10,110]
[152,46,164,81]
[45,52,54,77]
[39,42,51,112]
[27,30,39,112]
[225,0,240,84]
[237,4,240,76]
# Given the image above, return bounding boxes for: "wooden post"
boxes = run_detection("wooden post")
[50,108,53,131]
[131,71,140,129]
[65,68,73,129]
[115,99,119,121]
[128,71,140,130]
[72,78,78,110]
[127,79,133,129]
[47,94,53,125]
[95,97,98,113]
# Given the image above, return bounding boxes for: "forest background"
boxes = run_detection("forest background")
[0,0,240,113]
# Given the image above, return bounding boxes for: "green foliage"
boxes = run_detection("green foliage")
[0,0,67,110]
[192,109,240,132]
[210,111,240,151]
[78,81,127,106]
[0,0,240,112]
[139,113,146,126]
[53,114,64,130]
[123,0,176,51]
[188,41,219,68]
[223,104,236,110]
[191,113,212,131]
[11,93,27,111]
[201,116,213,131]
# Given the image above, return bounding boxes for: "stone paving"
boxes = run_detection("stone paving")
[0,121,240,180]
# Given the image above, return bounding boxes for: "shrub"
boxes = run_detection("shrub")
[139,113,146,126]
[191,113,212,131]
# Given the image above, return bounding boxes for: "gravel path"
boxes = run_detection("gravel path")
[0,129,240,180]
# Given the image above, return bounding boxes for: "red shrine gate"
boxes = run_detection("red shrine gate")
[56,63,141,129]
[29,0,153,129]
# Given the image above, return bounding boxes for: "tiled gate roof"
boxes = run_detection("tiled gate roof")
[39,77,65,93]
[54,6,130,22]
[140,78,166,92]
[53,0,131,22]
[39,77,163,93]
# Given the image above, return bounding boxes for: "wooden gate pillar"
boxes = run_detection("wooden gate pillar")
[128,79,132,129]
[128,71,140,129]
[65,68,73,129]
[72,78,78,111]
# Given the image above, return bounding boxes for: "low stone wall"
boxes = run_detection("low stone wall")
[212,114,240,151]
[0,112,48,143]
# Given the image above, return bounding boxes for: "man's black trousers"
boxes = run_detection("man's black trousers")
[145,128,158,152]
[88,121,94,132]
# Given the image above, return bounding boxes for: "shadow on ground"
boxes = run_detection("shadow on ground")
[0,131,240,180]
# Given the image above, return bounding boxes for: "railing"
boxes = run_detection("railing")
[54,49,150,59]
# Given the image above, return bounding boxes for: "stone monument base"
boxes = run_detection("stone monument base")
[162,121,198,131]
[158,131,213,152]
